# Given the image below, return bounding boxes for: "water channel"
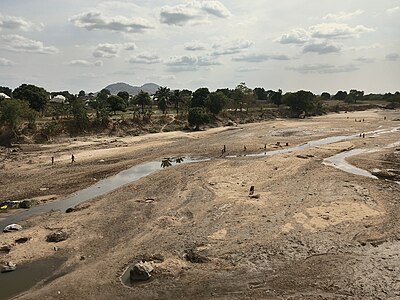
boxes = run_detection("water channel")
[1,126,398,230]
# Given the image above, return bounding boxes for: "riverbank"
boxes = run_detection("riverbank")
[1,109,400,299]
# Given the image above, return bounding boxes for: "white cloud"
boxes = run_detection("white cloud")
[232,53,290,62]
[70,11,154,33]
[68,60,103,67]
[1,34,58,54]
[128,52,161,64]
[160,1,231,26]
[354,57,376,63]
[200,1,232,18]
[275,28,310,44]
[212,40,254,56]
[323,9,364,21]
[310,23,374,39]
[93,42,137,58]
[287,63,359,74]
[0,13,43,31]
[386,6,400,15]
[184,41,207,51]
[236,66,260,72]
[303,41,341,54]
[164,55,221,71]
[0,57,15,66]
[385,53,399,61]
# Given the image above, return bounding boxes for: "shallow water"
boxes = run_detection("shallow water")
[0,158,201,229]
[323,148,378,179]
[0,257,65,300]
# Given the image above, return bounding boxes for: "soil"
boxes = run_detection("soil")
[1,109,400,300]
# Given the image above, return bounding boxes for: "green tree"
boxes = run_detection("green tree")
[270,89,283,106]
[284,90,322,117]
[0,99,36,130]
[13,84,49,114]
[188,107,210,130]
[71,99,89,132]
[321,92,331,100]
[107,95,127,114]
[333,91,347,100]
[154,87,171,114]
[232,82,255,111]
[117,91,130,102]
[349,89,364,103]
[205,91,228,115]
[134,90,152,114]
[78,90,86,98]
[0,86,12,97]
[191,88,209,108]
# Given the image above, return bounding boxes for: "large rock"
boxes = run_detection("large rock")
[130,261,154,282]
[3,224,23,233]
[46,230,68,243]
[1,262,16,273]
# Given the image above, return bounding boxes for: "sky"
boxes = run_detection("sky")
[0,0,399,94]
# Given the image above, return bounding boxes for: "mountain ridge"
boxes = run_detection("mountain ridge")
[104,82,160,95]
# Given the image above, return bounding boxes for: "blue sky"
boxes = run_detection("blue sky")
[0,0,399,94]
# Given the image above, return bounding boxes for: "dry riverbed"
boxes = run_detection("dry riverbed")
[1,109,400,300]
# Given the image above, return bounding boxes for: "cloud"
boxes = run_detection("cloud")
[68,60,103,67]
[303,41,341,54]
[385,53,399,61]
[93,42,137,58]
[184,41,206,51]
[287,63,359,74]
[128,52,161,64]
[236,66,260,72]
[323,9,364,21]
[275,28,311,44]
[212,40,254,56]
[200,1,232,18]
[160,1,231,26]
[0,13,43,31]
[0,57,15,66]
[164,55,221,71]
[354,57,376,63]
[70,11,154,33]
[232,53,290,62]
[309,23,374,39]
[1,34,58,54]
[387,6,400,15]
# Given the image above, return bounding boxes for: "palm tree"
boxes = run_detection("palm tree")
[154,87,171,115]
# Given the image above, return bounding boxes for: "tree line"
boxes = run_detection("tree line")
[1,83,399,141]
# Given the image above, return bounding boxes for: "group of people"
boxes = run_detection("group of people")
[51,154,75,165]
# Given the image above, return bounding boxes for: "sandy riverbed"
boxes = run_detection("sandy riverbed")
[1,109,400,299]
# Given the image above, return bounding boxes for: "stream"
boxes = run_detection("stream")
[1,126,398,230]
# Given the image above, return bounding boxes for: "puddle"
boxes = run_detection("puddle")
[0,257,65,300]
[323,149,378,179]
[0,157,203,230]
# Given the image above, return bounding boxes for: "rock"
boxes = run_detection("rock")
[226,120,237,126]
[66,203,90,213]
[3,224,23,233]
[130,261,154,282]
[1,262,16,273]
[15,237,31,244]
[46,230,68,243]
[0,245,12,253]
[19,200,32,209]
[296,154,309,159]
[371,169,398,180]
[184,249,210,263]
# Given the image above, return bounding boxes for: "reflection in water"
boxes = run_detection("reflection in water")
[161,157,184,168]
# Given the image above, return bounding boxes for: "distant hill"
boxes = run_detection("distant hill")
[104,82,160,96]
